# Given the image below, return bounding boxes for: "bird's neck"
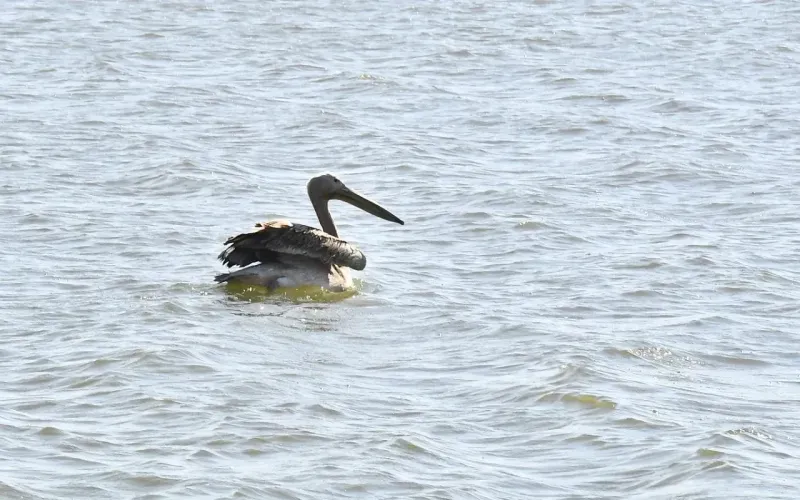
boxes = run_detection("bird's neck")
[312,199,338,237]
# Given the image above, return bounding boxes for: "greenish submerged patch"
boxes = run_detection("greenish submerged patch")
[221,282,358,303]
[539,392,618,410]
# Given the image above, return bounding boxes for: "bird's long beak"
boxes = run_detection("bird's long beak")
[336,185,404,225]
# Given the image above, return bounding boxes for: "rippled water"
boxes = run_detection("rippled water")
[2,1,800,498]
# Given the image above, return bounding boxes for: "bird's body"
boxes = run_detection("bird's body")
[215,174,403,292]
[216,255,352,291]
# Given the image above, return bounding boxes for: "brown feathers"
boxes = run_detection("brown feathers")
[218,221,367,271]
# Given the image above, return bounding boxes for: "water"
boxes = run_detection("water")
[2,1,799,498]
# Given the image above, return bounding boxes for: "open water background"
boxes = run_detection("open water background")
[2,1,799,498]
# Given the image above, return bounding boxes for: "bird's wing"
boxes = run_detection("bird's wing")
[217,220,367,270]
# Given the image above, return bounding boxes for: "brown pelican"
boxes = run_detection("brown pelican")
[215,173,404,292]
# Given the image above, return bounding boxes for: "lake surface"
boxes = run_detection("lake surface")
[2,1,799,498]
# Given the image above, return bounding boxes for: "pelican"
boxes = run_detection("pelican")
[215,173,404,292]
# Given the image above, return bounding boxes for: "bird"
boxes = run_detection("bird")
[215,173,404,292]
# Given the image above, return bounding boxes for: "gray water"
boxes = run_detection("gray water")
[2,1,799,498]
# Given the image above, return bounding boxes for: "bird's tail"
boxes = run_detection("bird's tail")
[214,272,231,283]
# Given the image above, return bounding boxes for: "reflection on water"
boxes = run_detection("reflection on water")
[221,282,360,304]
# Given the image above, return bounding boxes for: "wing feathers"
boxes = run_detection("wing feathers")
[218,221,367,270]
